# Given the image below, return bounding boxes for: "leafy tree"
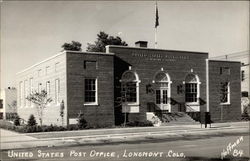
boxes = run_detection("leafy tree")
[26,90,52,126]
[62,41,82,51]
[87,31,128,52]
[27,114,37,126]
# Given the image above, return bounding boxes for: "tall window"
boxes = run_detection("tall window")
[46,81,50,96]
[38,83,42,93]
[241,70,245,81]
[0,99,3,109]
[122,82,137,102]
[55,79,60,104]
[121,71,140,104]
[220,82,230,104]
[154,72,171,105]
[55,62,59,72]
[29,78,33,94]
[84,78,97,104]
[185,83,197,102]
[38,69,42,77]
[19,81,23,107]
[29,78,33,106]
[46,66,50,75]
[24,80,28,106]
[185,74,200,103]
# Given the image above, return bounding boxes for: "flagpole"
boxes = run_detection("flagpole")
[155,25,157,48]
[154,0,159,49]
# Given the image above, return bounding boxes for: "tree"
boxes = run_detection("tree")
[26,90,52,126]
[86,31,128,52]
[62,41,82,51]
[115,83,136,127]
[27,114,37,126]
[60,100,65,126]
[77,112,87,129]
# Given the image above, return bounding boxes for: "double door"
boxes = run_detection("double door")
[156,88,169,111]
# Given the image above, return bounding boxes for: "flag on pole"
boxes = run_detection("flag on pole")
[155,2,159,28]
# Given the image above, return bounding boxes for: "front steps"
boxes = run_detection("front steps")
[157,112,200,126]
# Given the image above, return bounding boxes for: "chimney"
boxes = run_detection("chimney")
[135,41,148,48]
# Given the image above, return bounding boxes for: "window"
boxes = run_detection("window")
[163,90,168,104]
[29,78,33,94]
[46,66,50,75]
[241,70,245,81]
[122,82,137,102]
[156,90,161,104]
[84,78,97,104]
[29,78,33,106]
[185,83,197,102]
[185,74,200,103]
[154,71,171,107]
[220,82,230,104]
[84,61,97,70]
[24,80,28,106]
[121,71,140,104]
[38,83,42,93]
[46,81,50,96]
[55,62,59,72]
[0,99,3,109]
[220,67,230,75]
[242,91,248,97]
[38,69,42,77]
[55,79,60,104]
[19,81,24,107]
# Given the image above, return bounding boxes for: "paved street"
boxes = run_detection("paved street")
[1,121,249,151]
[1,134,249,161]
[0,121,249,161]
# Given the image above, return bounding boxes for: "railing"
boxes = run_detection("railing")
[185,104,197,112]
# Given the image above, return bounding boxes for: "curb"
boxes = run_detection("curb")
[1,126,249,151]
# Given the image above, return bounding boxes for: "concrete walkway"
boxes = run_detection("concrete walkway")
[0,129,38,150]
[1,121,249,150]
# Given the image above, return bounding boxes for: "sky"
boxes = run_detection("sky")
[1,1,249,88]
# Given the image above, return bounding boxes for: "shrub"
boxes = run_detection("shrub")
[13,115,20,126]
[27,114,37,126]
[67,124,79,131]
[77,114,87,129]
[126,120,153,127]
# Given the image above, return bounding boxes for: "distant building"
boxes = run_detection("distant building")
[16,42,242,126]
[0,87,17,119]
[210,51,250,112]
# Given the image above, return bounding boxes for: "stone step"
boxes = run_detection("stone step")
[158,112,199,126]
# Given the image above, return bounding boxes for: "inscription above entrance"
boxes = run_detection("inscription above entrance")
[131,52,190,62]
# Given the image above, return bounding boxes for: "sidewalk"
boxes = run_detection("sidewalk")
[1,121,249,150]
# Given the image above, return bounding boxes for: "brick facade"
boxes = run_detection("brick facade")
[66,51,114,127]
[209,60,241,122]
[108,46,208,124]
[16,46,241,126]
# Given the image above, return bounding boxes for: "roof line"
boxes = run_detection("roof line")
[16,50,115,75]
[208,59,241,63]
[106,45,209,55]
[16,51,66,75]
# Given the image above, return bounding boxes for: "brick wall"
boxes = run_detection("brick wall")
[108,46,208,124]
[66,51,114,127]
[209,60,241,122]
